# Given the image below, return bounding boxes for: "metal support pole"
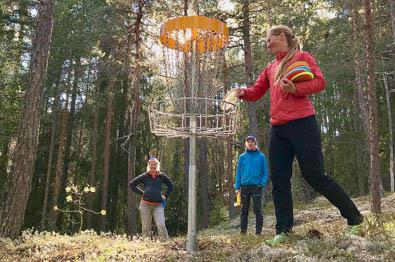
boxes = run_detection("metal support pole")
[187,116,197,252]
[187,38,198,253]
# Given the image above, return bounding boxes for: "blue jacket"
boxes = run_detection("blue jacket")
[234,149,268,190]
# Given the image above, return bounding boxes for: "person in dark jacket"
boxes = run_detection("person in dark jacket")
[129,157,174,239]
[234,135,269,235]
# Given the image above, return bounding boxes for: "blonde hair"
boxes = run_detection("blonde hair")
[268,25,301,82]
[146,157,161,172]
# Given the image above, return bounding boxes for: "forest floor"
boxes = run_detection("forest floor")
[1,193,395,261]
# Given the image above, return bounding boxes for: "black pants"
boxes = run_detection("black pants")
[240,185,263,234]
[269,115,363,235]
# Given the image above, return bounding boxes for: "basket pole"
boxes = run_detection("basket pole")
[187,115,197,252]
[187,39,198,253]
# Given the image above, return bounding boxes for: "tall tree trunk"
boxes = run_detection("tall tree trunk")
[62,58,80,182]
[57,58,81,230]
[218,141,225,194]
[41,81,60,229]
[363,0,381,213]
[198,138,209,229]
[223,56,236,219]
[390,0,395,43]
[227,138,236,219]
[86,70,101,228]
[100,49,116,232]
[383,73,394,192]
[73,60,92,184]
[0,146,8,186]
[126,97,140,235]
[351,3,369,195]
[108,78,129,232]
[126,0,144,235]
[48,63,73,230]
[353,90,366,195]
[0,0,55,238]
[49,110,68,230]
[242,0,259,138]
[72,126,83,184]
[323,107,335,176]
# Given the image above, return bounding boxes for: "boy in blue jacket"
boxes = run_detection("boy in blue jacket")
[235,135,269,235]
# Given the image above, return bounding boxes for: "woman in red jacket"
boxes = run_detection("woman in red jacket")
[236,25,363,245]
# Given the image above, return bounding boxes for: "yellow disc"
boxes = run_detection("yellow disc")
[290,71,315,82]
[160,16,229,53]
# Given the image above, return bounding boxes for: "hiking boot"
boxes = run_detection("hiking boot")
[265,233,289,246]
[346,223,363,236]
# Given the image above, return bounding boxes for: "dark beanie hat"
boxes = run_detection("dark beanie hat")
[245,135,257,142]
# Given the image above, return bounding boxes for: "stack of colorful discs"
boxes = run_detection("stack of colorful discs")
[284,61,314,83]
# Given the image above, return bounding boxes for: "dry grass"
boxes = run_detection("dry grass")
[1,194,394,261]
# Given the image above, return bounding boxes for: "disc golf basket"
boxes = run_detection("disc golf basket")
[148,97,237,138]
[148,16,236,252]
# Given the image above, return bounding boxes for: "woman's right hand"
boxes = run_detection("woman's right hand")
[236,88,245,98]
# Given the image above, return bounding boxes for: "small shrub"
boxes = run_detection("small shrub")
[54,184,106,233]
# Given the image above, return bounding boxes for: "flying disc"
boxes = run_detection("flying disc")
[289,71,315,83]
[285,68,309,79]
[221,88,239,111]
[285,61,309,71]
[284,61,314,83]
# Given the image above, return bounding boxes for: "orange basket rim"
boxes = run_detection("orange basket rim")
[159,16,229,52]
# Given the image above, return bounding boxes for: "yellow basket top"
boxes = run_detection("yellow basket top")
[160,16,229,53]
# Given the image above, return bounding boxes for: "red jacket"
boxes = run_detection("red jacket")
[241,51,326,125]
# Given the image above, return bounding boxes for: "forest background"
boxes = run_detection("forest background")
[0,0,394,239]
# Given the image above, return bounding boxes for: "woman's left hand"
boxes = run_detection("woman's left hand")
[280,78,296,94]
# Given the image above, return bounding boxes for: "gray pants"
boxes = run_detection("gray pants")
[139,201,168,239]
